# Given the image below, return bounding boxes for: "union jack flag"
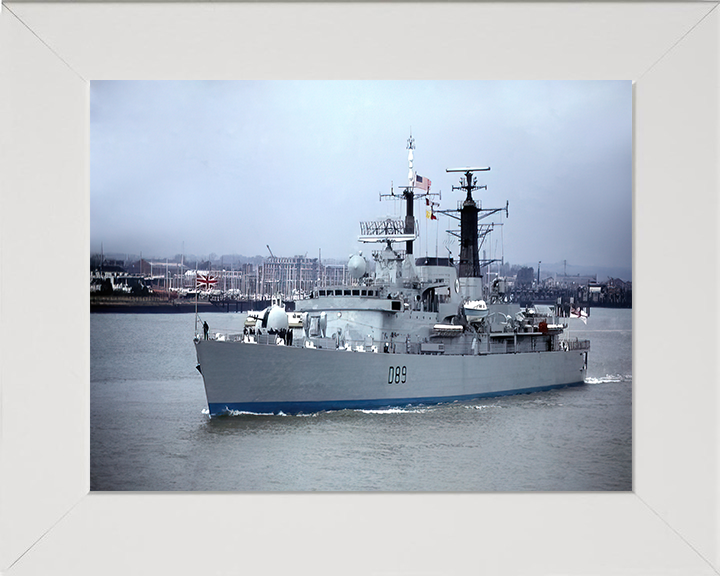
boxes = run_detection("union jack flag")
[196,273,218,290]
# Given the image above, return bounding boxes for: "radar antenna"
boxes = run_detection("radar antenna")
[446,167,491,201]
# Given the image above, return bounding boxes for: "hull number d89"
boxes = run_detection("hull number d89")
[388,366,407,384]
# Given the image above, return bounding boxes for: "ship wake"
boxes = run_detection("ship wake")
[585,374,632,384]
[354,407,433,415]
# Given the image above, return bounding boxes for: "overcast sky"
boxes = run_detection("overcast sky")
[91,80,631,274]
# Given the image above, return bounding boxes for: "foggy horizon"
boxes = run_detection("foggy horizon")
[91,81,632,277]
[92,249,631,282]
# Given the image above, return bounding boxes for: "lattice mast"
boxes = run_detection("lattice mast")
[372,134,441,252]
[403,134,416,255]
[446,167,490,278]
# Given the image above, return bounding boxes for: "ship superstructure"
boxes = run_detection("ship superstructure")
[194,137,589,415]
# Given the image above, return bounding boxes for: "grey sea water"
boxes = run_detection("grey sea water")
[91,308,631,491]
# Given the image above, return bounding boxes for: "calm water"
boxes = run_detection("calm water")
[91,308,631,491]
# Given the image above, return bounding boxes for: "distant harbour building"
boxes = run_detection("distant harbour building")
[321,263,349,287]
[91,252,629,308]
[552,273,599,289]
[259,255,320,299]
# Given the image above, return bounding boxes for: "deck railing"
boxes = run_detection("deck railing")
[561,338,591,351]
[203,330,591,356]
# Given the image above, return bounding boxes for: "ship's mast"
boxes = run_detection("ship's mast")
[374,134,439,253]
[404,134,416,256]
[446,167,490,278]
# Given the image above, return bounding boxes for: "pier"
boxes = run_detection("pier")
[508,281,632,309]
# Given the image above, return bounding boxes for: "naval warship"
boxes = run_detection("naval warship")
[194,137,590,416]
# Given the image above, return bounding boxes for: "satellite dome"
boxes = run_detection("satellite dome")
[348,253,367,279]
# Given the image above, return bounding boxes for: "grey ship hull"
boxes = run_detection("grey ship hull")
[195,340,587,415]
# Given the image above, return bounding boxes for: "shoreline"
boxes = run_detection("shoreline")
[90,297,271,314]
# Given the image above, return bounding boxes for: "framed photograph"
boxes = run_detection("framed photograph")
[88,78,631,493]
[1,2,717,574]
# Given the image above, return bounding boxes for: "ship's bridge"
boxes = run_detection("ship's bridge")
[313,286,382,298]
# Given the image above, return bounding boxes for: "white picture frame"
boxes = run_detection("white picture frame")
[1,2,718,574]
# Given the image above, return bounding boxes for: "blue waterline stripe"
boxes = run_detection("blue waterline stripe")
[207,381,585,416]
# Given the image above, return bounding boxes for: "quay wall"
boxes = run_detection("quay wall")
[90,297,277,314]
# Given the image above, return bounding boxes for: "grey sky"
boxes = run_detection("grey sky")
[91,80,631,273]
